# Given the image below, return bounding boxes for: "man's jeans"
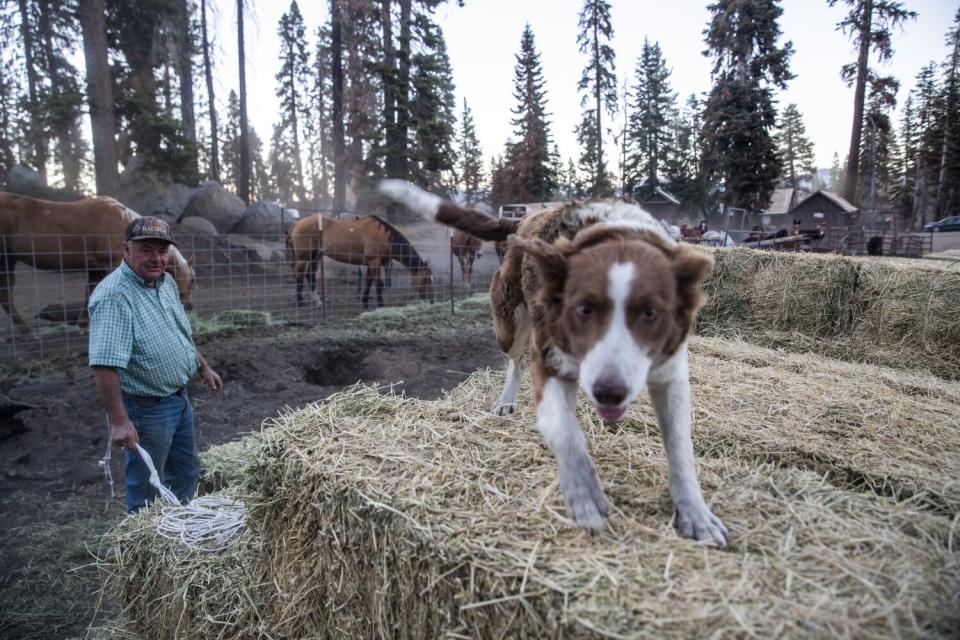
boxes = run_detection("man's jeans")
[122,389,199,512]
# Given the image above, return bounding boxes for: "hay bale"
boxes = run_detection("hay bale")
[97,488,272,640]
[244,344,960,638]
[699,248,960,379]
[198,434,264,492]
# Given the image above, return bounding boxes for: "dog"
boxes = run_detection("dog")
[378,180,727,546]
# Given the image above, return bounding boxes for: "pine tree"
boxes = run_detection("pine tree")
[775,103,816,190]
[35,0,86,191]
[306,24,333,206]
[273,1,310,202]
[15,0,47,180]
[108,0,197,182]
[701,0,794,212]
[409,13,457,192]
[626,38,676,198]
[858,78,899,211]
[221,89,241,194]
[504,24,556,202]
[936,9,960,217]
[890,95,915,214]
[457,98,484,203]
[0,8,22,180]
[575,0,617,197]
[828,0,916,206]
[667,93,709,214]
[909,64,943,227]
[830,151,848,193]
[199,0,219,183]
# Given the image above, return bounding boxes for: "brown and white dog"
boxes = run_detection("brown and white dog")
[379,180,727,546]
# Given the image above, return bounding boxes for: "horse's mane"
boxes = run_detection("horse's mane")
[369,215,428,270]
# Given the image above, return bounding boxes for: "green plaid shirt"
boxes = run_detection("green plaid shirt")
[88,260,197,396]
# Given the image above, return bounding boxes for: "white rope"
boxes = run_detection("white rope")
[98,415,115,501]
[135,443,246,553]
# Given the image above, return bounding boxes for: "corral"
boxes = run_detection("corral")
[0,233,959,638]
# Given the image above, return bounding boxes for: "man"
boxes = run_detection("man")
[88,216,222,512]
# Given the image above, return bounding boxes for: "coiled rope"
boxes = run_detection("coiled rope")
[99,416,245,552]
[134,443,246,553]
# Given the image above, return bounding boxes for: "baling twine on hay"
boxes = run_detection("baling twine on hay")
[99,415,245,553]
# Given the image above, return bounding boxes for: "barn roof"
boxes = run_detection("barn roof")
[638,187,680,205]
[798,190,858,213]
[762,188,798,215]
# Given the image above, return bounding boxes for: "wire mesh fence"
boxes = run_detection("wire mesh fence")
[0,225,501,362]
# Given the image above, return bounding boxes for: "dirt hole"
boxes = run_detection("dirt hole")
[303,348,375,387]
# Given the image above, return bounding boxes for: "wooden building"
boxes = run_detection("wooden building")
[789,190,858,229]
[637,187,681,222]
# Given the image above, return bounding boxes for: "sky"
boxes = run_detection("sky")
[215,0,959,171]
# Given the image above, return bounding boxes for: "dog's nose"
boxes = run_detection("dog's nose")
[592,377,627,406]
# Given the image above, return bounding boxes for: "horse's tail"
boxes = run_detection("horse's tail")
[378,180,519,242]
[368,215,428,271]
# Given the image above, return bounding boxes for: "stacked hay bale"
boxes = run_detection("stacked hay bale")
[699,248,960,379]
[101,339,960,638]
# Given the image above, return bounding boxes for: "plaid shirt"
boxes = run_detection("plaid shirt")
[88,260,197,397]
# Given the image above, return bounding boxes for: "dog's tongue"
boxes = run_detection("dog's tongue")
[595,404,625,422]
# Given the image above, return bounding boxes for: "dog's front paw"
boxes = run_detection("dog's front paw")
[490,400,517,416]
[675,500,728,547]
[558,452,609,533]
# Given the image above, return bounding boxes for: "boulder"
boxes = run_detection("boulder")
[182,182,246,233]
[231,201,299,236]
[117,156,191,217]
[178,216,219,236]
[5,164,84,201]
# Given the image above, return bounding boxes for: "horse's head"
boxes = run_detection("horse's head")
[412,261,435,302]
[167,248,197,310]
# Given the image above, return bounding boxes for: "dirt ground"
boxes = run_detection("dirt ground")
[0,315,506,639]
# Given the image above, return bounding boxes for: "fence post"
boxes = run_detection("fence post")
[449,228,454,315]
[319,215,327,323]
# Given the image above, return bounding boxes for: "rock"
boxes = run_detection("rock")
[117,156,192,217]
[179,216,219,236]
[5,164,84,201]
[231,201,300,236]
[182,182,246,233]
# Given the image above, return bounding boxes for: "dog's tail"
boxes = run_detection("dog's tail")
[379,180,520,242]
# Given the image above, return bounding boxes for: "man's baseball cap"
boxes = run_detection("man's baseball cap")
[125,217,176,245]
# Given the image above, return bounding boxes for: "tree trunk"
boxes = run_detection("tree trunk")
[237,0,250,204]
[331,0,346,212]
[843,0,872,206]
[201,0,219,182]
[78,0,119,196]
[176,0,198,182]
[17,0,47,180]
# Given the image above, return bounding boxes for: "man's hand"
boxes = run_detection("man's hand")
[199,363,223,394]
[111,417,139,450]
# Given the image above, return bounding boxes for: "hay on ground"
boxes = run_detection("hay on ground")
[699,248,960,379]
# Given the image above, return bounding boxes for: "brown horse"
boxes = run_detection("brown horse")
[451,230,482,285]
[0,192,195,334]
[288,213,434,308]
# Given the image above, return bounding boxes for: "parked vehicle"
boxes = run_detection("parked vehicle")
[923,216,960,232]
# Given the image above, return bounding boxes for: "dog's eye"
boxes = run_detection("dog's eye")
[640,307,658,322]
[575,302,594,319]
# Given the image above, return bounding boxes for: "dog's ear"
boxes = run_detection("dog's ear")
[665,244,714,354]
[508,236,568,282]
